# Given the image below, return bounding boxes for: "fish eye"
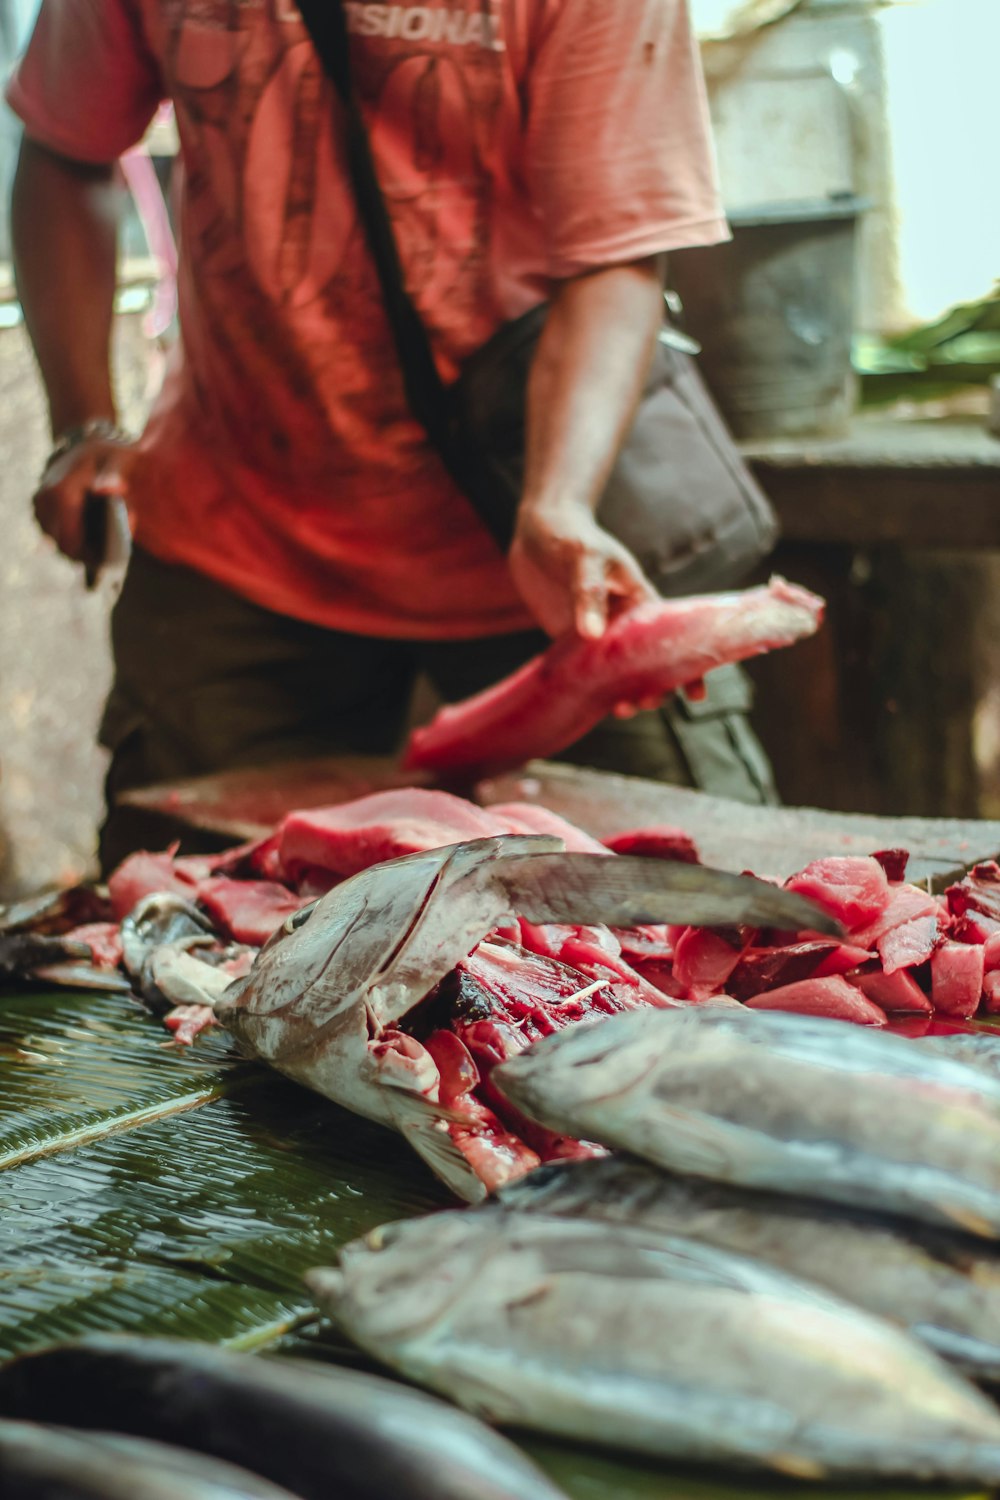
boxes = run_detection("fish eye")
[284,903,316,935]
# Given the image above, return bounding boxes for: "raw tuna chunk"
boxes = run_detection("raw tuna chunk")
[984,933,1000,972]
[952,912,1000,944]
[982,972,1000,1014]
[108,849,198,921]
[785,857,890,931]
[602,827,701,864]
[403,577,824,775]
[745,975,887,1026]
[672,928,743,995]
[850,883,942,950]
[853,968,933,1015]
[811,943,876,978]
[931,942,986,1019]
[196,877,307,946]
[877,915,941,975]
[611,925,675,963]
[277,789,509,879]
[488,802,611,855]
[947,862,1000,924]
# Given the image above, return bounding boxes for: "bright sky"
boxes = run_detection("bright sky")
[881,0,1000,322]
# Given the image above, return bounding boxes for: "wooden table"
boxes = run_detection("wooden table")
[121,755,1000,889]
[745,412,1000,548]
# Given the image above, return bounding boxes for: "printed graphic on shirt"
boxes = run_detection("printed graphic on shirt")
[159,0,507,469]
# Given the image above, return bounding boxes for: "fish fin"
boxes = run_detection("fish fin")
[386,1093,488,1204]
[494,854,841,936]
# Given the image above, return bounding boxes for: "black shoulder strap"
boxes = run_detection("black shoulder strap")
[294,0,471,493]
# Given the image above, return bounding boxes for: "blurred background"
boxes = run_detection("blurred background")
[1,0,999,896]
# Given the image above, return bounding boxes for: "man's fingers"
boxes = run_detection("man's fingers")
[574,550,609,640]
[32,441,135,564]
[607,551,657,609]
[34,482,85,560]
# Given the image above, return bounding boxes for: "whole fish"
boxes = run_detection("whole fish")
[212,836,830,1200]
[0,1419,299,1499]
[306,1210,1000,1483]
[494,1155,1000,1378]
[492,1006,1000,1236]
[0,1336,570,1500]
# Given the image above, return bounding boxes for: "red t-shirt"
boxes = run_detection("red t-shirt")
[9,0,728,640]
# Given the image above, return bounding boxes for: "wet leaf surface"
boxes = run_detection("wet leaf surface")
[0,987,988,1500]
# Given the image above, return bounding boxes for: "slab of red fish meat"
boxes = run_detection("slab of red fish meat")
[403,577,825,775]
[196,877,308,947]
[745,975,887,1026]
[277,789,509,879]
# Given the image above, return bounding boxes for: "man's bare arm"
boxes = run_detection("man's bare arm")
[12,137,132,558]
[509,255,665,640]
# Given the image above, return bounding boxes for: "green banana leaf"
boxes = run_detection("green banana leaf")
[0,987,987,1500]
[856,285,1000,406]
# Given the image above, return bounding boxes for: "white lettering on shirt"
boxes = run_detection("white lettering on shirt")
[340,2,505,50]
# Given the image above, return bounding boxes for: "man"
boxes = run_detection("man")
[8,0,774,869]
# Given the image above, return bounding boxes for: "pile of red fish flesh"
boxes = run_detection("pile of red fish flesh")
[42,789,1000,1047]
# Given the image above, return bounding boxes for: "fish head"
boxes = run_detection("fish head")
[215,837,561,1061]
[306,1213,498,1349]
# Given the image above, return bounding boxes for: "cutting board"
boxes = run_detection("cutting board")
[121,756,1000,888]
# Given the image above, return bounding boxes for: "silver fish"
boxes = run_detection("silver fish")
[494,1155,1000,1379]
[0,1419,299,1499]
[916,1029,1000,1084]
[213,837,831,1201]
[306,1210,1000,1483]
[492,1006,1000,1236]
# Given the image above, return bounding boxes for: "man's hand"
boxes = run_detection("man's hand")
[510,500,656,641]
[34,433,136,561]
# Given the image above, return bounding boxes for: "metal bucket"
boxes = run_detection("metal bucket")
[670,195,868,441]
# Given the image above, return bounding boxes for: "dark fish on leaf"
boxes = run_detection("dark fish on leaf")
[0,1419,300,1499]
[0,1337,571,1500]
[492,1006,1000,1236]
[212,836,832,1199]
[306,1210,1000,1483]
[494,1155,1000,1379]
